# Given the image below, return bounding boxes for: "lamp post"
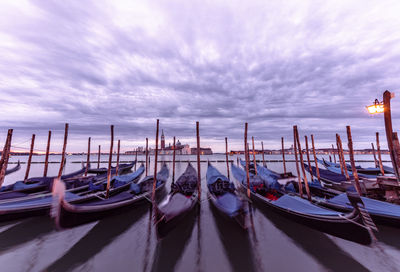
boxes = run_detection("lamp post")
[366,90,400,182]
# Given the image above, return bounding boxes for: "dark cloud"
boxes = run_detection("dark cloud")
[0,0,400,152]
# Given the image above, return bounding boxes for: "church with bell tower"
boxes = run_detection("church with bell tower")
[161,129,165,150]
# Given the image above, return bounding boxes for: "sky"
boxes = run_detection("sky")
[1,0,400,153]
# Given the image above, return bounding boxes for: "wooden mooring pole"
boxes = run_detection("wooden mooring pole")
[252,137,257,175]
[244,123,251,198]
[281,137,287,174]
[57,123,69,179]
[311,135,321,183]
[225,137,230,180]
[116,139,120,176]
[97,145,101,169]
[305,135,313,180]
[0,129,13,187]
[145,138,149,176]
[43,130,51,177]
[152,120,159,204]
[106,125,114,198]
[293,127,303,198]
[294,126,311,201]
[196,121,201,201]
[346,126,362,195]
[376,132,384,176]
[24,134,35,182]
[84,137,91,176]
[172,136,176,183]
[261,141,266,167]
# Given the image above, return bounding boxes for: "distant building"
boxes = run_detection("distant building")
[191,147,213,155]
[161,130,165,149]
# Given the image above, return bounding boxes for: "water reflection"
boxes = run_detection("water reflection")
[151,205,198,272]
[45,205,148,272]
[0,217,54,254]
[210,203,257,272]
[255,206,369,272]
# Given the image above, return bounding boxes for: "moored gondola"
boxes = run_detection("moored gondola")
[0,162,135,203]
[155,163,199,239]
[231,163,376,245]
[0,164,145,223]
[55,163,167,228]
[206,162,246,228]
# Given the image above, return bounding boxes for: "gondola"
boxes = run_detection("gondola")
[300,163,400,228]
[55,163,168,228]
[231,163,376,245]
[0,162,135,202]
[4,161,21,175]
[0,164,145,222]
[206,162,246,228]
[86,162,134,175]
[155,163,199,238]
[318,158,393,176]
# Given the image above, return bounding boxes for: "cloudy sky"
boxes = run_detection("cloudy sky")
[1,0,400,153]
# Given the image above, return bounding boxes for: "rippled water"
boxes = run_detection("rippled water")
[1,154,400,272]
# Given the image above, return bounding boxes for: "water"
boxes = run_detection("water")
[1,154,400,272]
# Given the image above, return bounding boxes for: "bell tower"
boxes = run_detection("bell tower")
[161,129,165,149]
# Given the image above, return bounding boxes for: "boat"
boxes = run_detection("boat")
[4,161,21,176]
[231,163,376,245]
[86,162,134,175]
[155,163,199,238]
[206,162,246,228]
[0,164,145,223]
[0,162,135,202]
[318,158,393,176]
[55,163,168,228]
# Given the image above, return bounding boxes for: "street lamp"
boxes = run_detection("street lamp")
[366,99,384,114]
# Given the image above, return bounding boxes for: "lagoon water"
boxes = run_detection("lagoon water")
[1,154,400,272]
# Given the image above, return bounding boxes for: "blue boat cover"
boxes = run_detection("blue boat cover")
[274,195,342,216]
[255,164,282,190]
[231,163,264,192]
[216,192,242,216]
[285,182,296,192]
[130,183,141,194]
[112,165,144,183]
[326,166,376,179]
[327,193,400,218]
[89,181,104,192]
[206,164,230,185]
[305,163,350,183]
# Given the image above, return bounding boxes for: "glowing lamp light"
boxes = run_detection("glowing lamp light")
[366,99,384,114]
